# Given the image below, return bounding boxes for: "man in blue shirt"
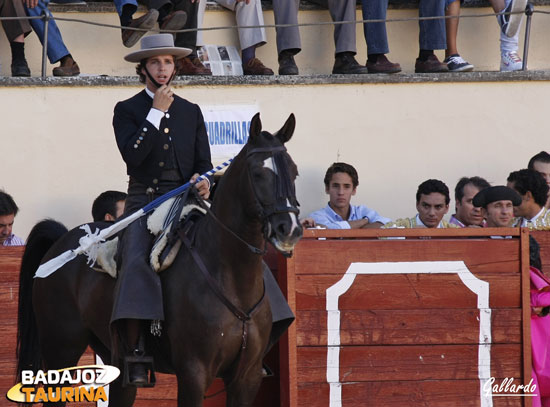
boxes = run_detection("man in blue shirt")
[308,162,390,229]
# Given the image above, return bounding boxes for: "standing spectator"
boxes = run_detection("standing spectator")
[0,190,24,246]
[472,185,521,227]
[91,190,127,222]
[384,179,456,228]
[507,169,550,229]
[308,162,390,229]
[307,0,369,74]
[196,0,273,75]
[24,0,80,76]
[1,0,32,76]
[450,176,490,227]
[360,0,448,73]
[444,0,526,72]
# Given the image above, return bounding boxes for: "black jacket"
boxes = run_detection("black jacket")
[113,90,212,190]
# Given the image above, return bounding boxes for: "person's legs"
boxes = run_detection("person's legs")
[415,0,448,73]
[1,0,32,76]
[500,29,522,71]
[443,0,473,71]
[175,0,211,75]
[272,0,300,75]
[490,0,527,38]
[361,0,400,73]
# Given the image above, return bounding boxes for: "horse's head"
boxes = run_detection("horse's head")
[245,113,303,256]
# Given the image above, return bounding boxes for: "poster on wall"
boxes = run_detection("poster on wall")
[201,105,259,166]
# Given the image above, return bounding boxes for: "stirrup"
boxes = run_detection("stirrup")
[123,353,156,388]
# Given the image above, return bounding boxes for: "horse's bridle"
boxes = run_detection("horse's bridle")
[196,144,299,256]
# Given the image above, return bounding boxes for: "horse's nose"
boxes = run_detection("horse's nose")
[274,215,302,240]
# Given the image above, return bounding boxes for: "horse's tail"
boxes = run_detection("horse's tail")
[16,219,68,380]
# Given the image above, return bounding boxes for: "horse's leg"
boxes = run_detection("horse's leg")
[176,366,210,407]
[224,361,264,407]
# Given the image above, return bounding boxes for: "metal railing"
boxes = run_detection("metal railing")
[0,3,548,79]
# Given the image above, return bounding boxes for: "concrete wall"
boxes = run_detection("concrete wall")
[1,5,550,76]
[2,79,548,238]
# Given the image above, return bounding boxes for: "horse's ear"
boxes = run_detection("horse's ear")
[275,113,296,144]
[249,113,262,141]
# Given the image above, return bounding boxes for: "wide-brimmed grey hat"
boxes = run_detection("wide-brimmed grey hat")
[124,34,191,63]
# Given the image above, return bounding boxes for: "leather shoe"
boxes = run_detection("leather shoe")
[160,10,187,32]
[278,51,298,75]
[332,52,368,75]
[415,54,449,73]
[366,54,401,74]
[52,56,80,76]
[121,9,159,48]
[128,362,148,386]
[243,58,274,75]
[11,60,30,77]
[176,56,212,75]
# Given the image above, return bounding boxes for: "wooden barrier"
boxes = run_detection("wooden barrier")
[277,228,534,407]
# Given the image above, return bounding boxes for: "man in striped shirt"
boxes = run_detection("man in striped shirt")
[0,190,24,246]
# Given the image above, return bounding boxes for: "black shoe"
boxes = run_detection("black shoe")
[332,52,369,75]
[11,60,30,77]
[278,51,299,75]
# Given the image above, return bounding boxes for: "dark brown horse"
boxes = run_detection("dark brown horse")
[16,113,302,406]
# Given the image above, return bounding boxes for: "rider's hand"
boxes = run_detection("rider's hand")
[191,173,210,200]
[152,85,174,113]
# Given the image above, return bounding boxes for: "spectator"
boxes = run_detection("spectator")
[444,0,526,72]
[472,185,521,227]
[308,162,390,229]
[0,190,24,246]
[196,0,273,75]
[528,151,550,209]
[360,0,447,73]
[450,176,490,227]
[24,0,80,76]
[384,179,456,228]
[92,190,127,222]
[307,0,369,74]
[507,169,550,229]
[1,0,32,76]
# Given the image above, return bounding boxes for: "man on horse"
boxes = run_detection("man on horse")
[112,33,213,386]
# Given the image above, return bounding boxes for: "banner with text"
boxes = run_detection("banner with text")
[202,106,258,166]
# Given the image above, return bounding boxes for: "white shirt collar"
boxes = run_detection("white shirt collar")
[522,207,546,226]
[415,214,444,228]
[145,87,155,99]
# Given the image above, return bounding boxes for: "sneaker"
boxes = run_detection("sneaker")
[500,51,523,71]
[497,0,527,38]
[444,54,474,72]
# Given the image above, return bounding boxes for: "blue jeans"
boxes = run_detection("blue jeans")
[361,0,446,55]
[25,0,69,63]
[113,0,137,16]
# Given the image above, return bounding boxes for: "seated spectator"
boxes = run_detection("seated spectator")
[450,176,491,227]
[507,169,550,229]
[528,151,550,209]
[0,190,24,246]
[92,190,127,222]
[24,0,80,76]
[384,179,456,228]
[444,0,526,72]
[196,0,273,75]
[308,162,390,229]
[307,0,368,74]
[1,0,32,76]
[472,185,521,227]
[360,0,447,73]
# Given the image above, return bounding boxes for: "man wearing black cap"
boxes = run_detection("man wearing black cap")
[507,169,550,229]
[472,185,522,228]
[112,33,213,386]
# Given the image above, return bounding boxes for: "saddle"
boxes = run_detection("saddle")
[93,193,207,278]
